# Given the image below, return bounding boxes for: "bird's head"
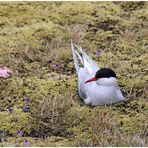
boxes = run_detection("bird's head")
[85,68,117,86]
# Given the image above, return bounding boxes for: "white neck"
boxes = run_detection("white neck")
[96,77,117,86]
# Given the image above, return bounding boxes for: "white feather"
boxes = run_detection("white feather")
[71,41,124,106]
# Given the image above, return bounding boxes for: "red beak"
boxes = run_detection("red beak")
[85,77,97,83]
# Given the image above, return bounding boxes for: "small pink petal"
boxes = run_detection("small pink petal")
[0,67,11,78]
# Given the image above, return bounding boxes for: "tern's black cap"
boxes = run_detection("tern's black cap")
[95,68,117,79]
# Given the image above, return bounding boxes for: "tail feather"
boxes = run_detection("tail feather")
[79,46,99,71]
[71,41,99,74]
[71,41,80,74]
[74,50,84,65]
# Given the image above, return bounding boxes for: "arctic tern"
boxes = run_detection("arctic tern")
[71,41,124,106]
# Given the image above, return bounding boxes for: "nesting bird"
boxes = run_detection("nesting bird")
[71,42,124,106]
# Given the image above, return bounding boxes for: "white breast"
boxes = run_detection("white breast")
[78,69,124,106]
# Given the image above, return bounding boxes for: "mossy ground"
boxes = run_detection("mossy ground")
[0,2,148,147]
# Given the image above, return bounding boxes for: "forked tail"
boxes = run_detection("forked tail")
[71,41,99,75]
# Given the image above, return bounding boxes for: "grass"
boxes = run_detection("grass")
[0,1,148,147]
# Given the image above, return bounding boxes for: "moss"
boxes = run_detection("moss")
[0,107,36,136]
[0,1,148,146]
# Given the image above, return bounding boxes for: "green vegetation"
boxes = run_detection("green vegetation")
[0,2,148,146]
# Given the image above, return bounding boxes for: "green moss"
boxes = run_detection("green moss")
[0,1,147,146]
[0,107,36,136]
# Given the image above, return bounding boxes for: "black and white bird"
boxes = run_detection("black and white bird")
[71,42,124,106]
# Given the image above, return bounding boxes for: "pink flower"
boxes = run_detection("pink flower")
[0,67,11,78]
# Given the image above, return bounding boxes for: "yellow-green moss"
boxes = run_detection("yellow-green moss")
[0,1,147,147]
[0,107,36,136]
